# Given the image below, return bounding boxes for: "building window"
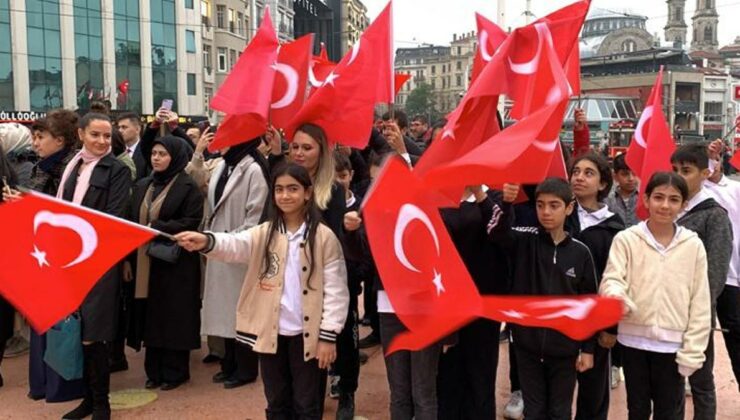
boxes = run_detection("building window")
[185,0,193,9]
[622,40,636,52]
[74,0,105,109]
[217,47,227,72]
[456,61,461,71]
[185,30,196,53]
[229,48,236,70]
[26,0,64,111]
[203,44,212,74]
[216,5,225,29]
[204,86,212,111]
[704,26,713,42]
[200,0,210,27]
[187,73,196,95]
[237,12,244,36]
[456,75,462,87]
[0,0,14,109]
[114,0,141,112]
[431,65,436,74]
[457,46,461,55]
[228,8,235,33]
[151,0,178,111]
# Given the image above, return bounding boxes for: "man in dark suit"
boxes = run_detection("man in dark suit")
[116,112,148,180]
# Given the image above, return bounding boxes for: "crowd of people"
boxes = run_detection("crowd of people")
[0,102,739,420]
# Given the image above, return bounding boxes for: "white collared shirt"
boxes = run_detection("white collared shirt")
[577,203,614,231]
[279,223,307,336]
[677,189,711,220]
[639,221,683,256]
[704,176,740,287]
[126,139,140,158]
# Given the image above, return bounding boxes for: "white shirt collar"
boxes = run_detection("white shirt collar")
[126,139,140,155]
[286,222,307,241]
[679,188,711,218]
[640,221,683,255]
[577,202,614,230]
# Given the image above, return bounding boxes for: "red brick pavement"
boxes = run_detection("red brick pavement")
[0,327,738,419]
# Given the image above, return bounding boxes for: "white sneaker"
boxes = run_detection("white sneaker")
[610,366,623,389]
[503,390,524,419]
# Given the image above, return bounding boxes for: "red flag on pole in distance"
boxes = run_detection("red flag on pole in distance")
[0,192,158,333]
[362,158,623,353]
[208,7,279,151]
[625,67,676,220]
[471,13,508,84]
[731,151,740,170]
[270,34,314,131]
[285,1,394,148]
[394,72,411,96]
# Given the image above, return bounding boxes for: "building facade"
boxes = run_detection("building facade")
[255,0,293,42]
[1,0,204,116]
[339,0,367,57]
[664,0,688,48]
[293,0,336,59]
[200,0,253,120]
[691,0,719,53]
[580,8,654,58]
[394,31,476,115]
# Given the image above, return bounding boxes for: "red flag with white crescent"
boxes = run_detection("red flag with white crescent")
[363,158,624,353]
[471,13,507,84]
[0,193,157,333]
[270,34,314,131]
[626,67,676,220]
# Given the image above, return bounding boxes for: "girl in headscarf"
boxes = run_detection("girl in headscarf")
[0,122,34,187]
[129,135,204,391]
[0,142,18,388]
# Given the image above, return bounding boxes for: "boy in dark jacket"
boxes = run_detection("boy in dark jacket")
[486,178,597,420]
[671,145,733,420]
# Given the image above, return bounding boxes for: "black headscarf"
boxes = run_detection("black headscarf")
[151,135,190,198]
[214,137,269,205]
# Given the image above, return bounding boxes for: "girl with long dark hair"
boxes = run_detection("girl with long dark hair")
[176,163,348,419]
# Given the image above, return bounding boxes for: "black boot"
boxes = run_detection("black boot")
[88,342,111,420]
[62,346,93,419]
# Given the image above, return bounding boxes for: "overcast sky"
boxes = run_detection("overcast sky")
[362,0,740,50]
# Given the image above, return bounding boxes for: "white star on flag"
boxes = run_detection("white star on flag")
[31,245,49,268]
[432,269,445,296]
[323,71,339,87]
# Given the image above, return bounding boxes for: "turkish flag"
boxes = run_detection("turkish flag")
[0,193,157,333]
[285,1,393,147]
[565,42,581,96]
[363,158,623,353]
[625,68,676,220]
[308,46,336,98]
[270,34,314,131]
[363,158,486,351]
[471,13,508,84]
[208,7,279,151]
[394,72,412,96]
[423,103,567,190]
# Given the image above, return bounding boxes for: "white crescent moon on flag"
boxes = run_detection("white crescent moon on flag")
[508,22,549,75]
[634,105,653,148]
[33,210,98,268]
[393,204,441,273]
[479,30,494,62]
[308,65,323,88]
[348,38,361,65]
[271,63,299,109]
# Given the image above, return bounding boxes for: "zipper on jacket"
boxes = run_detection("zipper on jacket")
[553,247,558,264]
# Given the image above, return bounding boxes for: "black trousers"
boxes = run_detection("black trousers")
[144,346,190,384]
[364,281,379,337]
[437,319,500,420]
[622,346,685,420]
[611,342,624,368]
[575,343,610,420]
[688,332,716,420]
[259,335,326,420]
[717,284,740,390]
[380,313,441,420]
[515,347,577,420]
[335,293,359,394]
[221,338,259,381]
[508,331,521,392]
